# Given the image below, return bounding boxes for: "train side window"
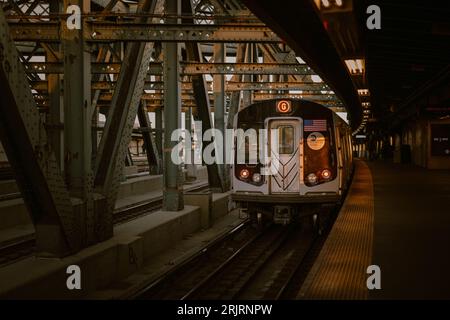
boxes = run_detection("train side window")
[278,125,294,154]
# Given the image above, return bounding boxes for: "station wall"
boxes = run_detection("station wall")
[402,119,450,169]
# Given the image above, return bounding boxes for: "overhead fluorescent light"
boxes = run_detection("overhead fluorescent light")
[345,59,364,75]
[358,89,370,96]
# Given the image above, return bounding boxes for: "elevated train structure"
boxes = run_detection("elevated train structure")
[0,0,449,301]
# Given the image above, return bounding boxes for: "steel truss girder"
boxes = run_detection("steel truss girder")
[25,62,313,75]
[225,81,330,91]
[252,92,340,102]
[184,0,223,192]
[0,6,79,255]
[36,97,342,108]
[94,92,340,102]
[94,0,163,230]
[8,21,281,43]
[31,80,330,92]
[137,102,162,174]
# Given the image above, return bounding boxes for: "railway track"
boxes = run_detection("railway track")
[0,182,209,267]
[135,206,338,300]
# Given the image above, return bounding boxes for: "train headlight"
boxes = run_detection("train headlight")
[321,169,332,180]
[240,169,250,179]
[306,173,318,185]
[252,173,261,183]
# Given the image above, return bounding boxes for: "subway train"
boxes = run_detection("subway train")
[231,99,353,224]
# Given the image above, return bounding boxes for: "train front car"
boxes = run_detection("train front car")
[231,99,353,225]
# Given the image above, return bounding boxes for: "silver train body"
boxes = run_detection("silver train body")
[231,99,353,224]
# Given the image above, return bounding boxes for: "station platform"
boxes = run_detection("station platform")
[298,159,450,300]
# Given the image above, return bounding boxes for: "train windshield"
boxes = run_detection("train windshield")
[278,125,295,154]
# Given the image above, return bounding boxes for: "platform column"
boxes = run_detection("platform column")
[163,0,184,211]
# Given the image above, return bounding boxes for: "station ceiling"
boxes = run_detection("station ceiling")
[359,0,450,123]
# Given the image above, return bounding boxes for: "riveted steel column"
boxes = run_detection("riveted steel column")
[213,43,226,188]
[226,43,246,129]
[0,7,77,256]
[185,107,197,180]
[183,0,223,191]
[155,106,163,158]
[63,0,92,198]
[137,102,162,174]
[94,0,163,238]
[63,0,95,245]
[47,0,63,170]
[242,44,254,108]
[163,0,183,211]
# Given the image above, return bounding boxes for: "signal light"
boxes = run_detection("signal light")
[240,169,250,179]
[322,169,332,180]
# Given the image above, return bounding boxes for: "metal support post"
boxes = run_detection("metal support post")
[183,0,223,191]
[137,102,162,174]
[0,7,78,256]
[185,107,197,180]
[163,0,184,211]
[62,0,95,244]
[46,0,63,171]
[213,43,227,189]
[155,106,163,158]
[94,0,163,236]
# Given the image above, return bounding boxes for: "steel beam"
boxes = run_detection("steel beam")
[24,62,313,75]
[184,107,196,180]
[8,21,281,43]
[63,0,97,245]
[155,105,163,158]
[242,44,255,107]
[226,44,246,129]
[226,81,330,91]
[63,0,92,196]
[163,0,184,211]
[184,0,223,192]
[46,0,63,170]
[252,92,340,102]
[137,102,162,174]
[213,43,226,187]
[94,0,164,232]
[32,80,330,92]
[86,22,281,43]
[0,6,78,256]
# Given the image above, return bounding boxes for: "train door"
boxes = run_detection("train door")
[269,119,302,194]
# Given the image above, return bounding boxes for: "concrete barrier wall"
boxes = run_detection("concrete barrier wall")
[0,206,201,299]
[0,166,209,232]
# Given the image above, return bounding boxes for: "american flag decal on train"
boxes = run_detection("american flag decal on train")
[304,119,327,132]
